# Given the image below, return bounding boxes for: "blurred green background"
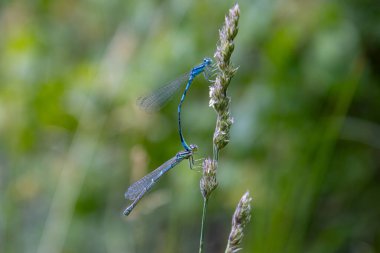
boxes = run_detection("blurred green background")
[1,0,379,252]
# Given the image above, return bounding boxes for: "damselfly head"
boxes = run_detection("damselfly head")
[203,57,213,66]
[189,144,198,152]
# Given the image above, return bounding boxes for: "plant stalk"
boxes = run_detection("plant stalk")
[199,198,208,253]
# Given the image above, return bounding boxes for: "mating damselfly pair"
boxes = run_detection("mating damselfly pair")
[124,58,215,216]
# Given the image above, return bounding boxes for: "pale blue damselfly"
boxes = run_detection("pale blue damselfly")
[124,144,198,216]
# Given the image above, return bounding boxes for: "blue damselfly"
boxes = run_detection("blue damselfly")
[137,58,214,151]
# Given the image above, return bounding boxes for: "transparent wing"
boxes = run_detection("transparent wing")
[137,73,190,112]
[203,64,217,81]
[125,155,181,200]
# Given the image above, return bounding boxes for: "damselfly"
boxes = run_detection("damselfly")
[137,58,214,151]
[124,144,198,216]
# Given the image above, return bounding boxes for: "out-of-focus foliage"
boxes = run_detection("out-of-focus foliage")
[1,0,379,253]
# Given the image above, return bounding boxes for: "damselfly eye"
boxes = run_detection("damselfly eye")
[189,144,198,152]
[203,57,212,66]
